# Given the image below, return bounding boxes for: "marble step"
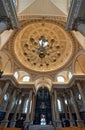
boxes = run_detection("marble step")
[29,125,54,130]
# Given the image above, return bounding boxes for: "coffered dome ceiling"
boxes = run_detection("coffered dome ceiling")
[9,19,77,73]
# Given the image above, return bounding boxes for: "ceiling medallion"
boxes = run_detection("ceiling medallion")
[23,23,59,66]
[14,20,74,72]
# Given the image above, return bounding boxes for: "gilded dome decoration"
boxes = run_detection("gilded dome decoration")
[9,19,77,73]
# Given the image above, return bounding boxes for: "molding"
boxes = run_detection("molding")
[18,15,67,22]
[0,74,85,90]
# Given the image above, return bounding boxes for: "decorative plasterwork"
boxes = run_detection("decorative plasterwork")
[7,18,78,73]
[18,15,67,22]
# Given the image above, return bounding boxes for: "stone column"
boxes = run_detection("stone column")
[51,93,56,129]
[1,89,16,128]
[67,97,75,126]
[18,95,26,119]
[51,93,56,122]
[24,90,32,128]
[54,90,62,128]
[77,23,85,36]
[70,89,83,127]
[0,82,9,105]
[10,93,22,128]
[0,21,8,34]
[62,96,68,120]
[77,82,85,107]
[30,93,36,123]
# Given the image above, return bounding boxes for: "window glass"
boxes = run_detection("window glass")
[78,94,81,100]
[65,99,68,105]
[68,71,72,79]
[40,118,46,125]
[4,94,9,101]
[57,76,65,82]
[23,99,29,113]
[19,99,22,105]
[40,114,46,125]
[14,72,18,79]
[13,0,17,6]
[57,99,62,112]
[22,76,30,82]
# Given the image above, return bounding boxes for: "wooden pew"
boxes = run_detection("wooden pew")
[58,127,85,130]
[0,128,22,130]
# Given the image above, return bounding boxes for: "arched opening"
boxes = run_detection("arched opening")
[34,87,52,125]
[74,53,85,74]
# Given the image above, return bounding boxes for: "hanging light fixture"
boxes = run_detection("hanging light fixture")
[23,22,61,68]
[25,23,55,59]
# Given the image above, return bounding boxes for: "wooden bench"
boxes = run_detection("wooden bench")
[58,127,85,130]
[0,128,21,130]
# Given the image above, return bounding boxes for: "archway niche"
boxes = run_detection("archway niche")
[34,87,52,125]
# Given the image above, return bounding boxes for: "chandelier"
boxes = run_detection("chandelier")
[23,22,61,67]
[29,35,55,59]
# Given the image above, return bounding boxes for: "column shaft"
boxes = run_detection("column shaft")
[26,90,32,121]
[24,90,33,129]
[70,89,82,127]
[0,82,9,105]
[54,91,62,127]
[62,97,68,120]
[77,82,85,106]
[18,95,26,119]
[51,94,56,122]
[30,93,36,122]
[1,89,16,128]
[10,93,21,127]
[67,98,75,126]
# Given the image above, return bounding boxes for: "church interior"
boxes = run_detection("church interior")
[0,0,85,130]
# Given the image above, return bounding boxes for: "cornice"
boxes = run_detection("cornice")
[0,74,85,90]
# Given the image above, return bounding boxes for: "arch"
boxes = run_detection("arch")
[74,52,85,74]
[0,51,12,74]
[37,86,49,93]
[34,77,52,92]
[55,70,73,83]
[13,70,31,83]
